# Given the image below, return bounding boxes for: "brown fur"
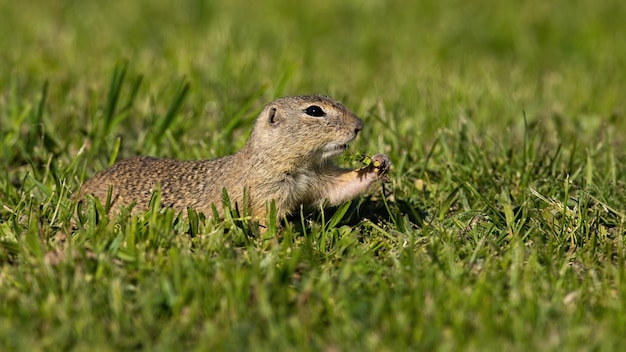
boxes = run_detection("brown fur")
[78,95,390,221]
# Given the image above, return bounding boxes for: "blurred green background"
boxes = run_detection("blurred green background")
[2,0,624,149]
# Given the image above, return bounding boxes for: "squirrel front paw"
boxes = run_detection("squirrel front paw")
[366,154,391,180]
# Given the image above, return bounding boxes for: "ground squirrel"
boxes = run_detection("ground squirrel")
[79,95,390,224]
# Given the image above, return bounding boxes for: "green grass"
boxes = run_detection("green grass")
[1,0,626,350]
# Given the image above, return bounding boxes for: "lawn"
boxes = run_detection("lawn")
[1,0,625,350]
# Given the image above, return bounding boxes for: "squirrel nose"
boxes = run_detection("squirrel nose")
[355,118,364,133]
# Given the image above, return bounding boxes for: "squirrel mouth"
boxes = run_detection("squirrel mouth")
[322,143,349,158]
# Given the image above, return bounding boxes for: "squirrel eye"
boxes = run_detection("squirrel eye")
[304,105,326,117]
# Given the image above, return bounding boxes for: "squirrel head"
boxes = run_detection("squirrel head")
[246,95,364,167]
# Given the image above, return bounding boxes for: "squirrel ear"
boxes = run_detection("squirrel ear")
[268,107,280,125]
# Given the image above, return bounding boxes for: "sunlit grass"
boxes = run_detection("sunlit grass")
[1,0,625,350]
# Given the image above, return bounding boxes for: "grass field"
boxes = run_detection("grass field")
[1,0,626,350]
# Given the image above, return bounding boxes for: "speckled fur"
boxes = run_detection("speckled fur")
[78,95,390,221]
